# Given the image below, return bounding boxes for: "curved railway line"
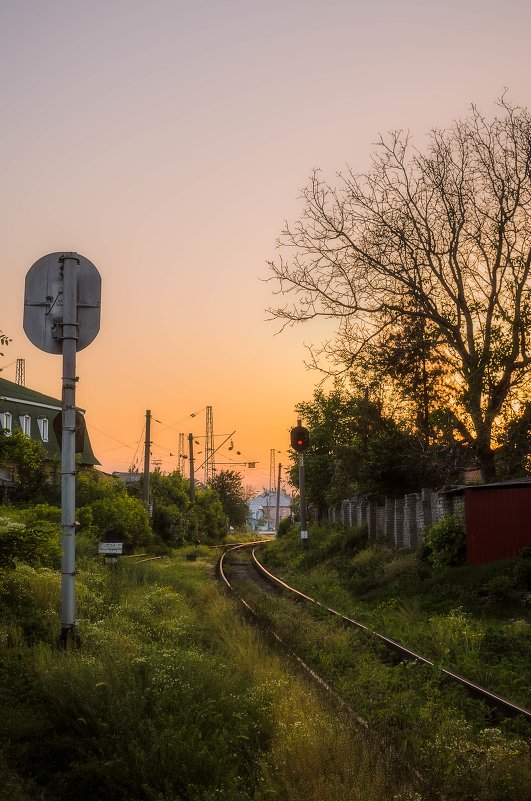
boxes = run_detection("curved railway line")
[219,540,531,724]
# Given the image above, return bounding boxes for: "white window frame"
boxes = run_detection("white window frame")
[37,417,49,442]
[0,411,12,435]
[19,414,31,436]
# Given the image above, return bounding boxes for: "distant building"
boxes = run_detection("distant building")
[112,471,142,487]
[248,489,291,531]
[0,376,99,495]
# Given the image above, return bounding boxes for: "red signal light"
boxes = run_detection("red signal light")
[290,425,310,453]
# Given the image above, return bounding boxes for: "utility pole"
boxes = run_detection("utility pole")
[143,409,151,507]
[15,358,25,386]
[188,433,195,501]
[275,462,282,532]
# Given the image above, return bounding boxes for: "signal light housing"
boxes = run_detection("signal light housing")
[290,425,310,453]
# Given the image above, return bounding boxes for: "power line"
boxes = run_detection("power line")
[152,407,206,435]
[130,424,145,471]
[89,423,139,451]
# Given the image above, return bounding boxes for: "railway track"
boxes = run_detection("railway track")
[219,541,368,725]
[219,541,531,724]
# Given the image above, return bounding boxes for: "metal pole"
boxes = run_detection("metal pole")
[299,453,308,545]
[188,433,195,501]
[143,409,151,506]
[275,462,282,532]
[60,254,79,646]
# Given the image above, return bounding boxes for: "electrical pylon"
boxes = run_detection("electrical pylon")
[178,433,185,474]
[204,406,215,484]
[270,448,276,493]
[15,358,25,386]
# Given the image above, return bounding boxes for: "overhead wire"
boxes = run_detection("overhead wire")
[130,423,145,471]
[152,407,206,435]
[89,423,140,452]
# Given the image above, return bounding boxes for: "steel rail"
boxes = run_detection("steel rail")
[249,548,531,722]
[218,542,368,726]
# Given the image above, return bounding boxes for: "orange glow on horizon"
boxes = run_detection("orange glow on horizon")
[1,2,529,497]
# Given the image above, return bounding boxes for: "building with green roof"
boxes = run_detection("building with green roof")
[0,377,99,491]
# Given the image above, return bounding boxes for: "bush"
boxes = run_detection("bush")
[513,558,531,590]
[276,516,293,537]
[0,506,61,569]
[89,495,152,548]
[420,514,466,570]
[76,470,153,549]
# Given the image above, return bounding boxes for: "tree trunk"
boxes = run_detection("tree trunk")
[476,438,497,483]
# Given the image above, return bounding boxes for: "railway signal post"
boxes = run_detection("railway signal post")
[290,421,310,544]
[24,252,101,647]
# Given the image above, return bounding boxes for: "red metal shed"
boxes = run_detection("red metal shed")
[461,480,531,566]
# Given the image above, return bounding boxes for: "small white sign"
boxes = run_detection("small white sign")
[300,530,308,540]
[98,542,123,555]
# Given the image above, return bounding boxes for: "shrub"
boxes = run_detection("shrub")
[89,494,152,548]
[0,507,61,569]
[513,558,531,590]
[276,516,293,537]
[420,514,466,570]
[76,471,153,548]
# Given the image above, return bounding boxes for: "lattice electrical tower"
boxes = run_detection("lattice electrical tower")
[269,448,276,493]
[204,406,215,483]
[178,433,186,475]
[15,358,25,386]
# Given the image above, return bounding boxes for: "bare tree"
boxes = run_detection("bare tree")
[268,98,531,481]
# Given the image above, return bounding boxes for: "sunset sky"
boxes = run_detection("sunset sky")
[1,0,530,493]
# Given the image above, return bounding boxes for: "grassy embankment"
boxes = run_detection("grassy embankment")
[260,522,531,706]
[236,522,531,801]
[0,538,418,801]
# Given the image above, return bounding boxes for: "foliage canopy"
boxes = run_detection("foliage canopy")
[209,470,250,528]
[269,98,531,482]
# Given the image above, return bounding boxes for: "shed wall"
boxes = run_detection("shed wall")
[465,486,531,565]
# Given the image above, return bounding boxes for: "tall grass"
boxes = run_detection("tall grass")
[256,529,531,801]
[0,550,422,801]
[261,525,531,706]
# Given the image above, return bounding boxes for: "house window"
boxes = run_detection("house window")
[19,415,31,436]
[0,411,12,435]
[37,417,49,442]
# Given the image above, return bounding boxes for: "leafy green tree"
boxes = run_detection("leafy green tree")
[368,316,447,448]
[269,99,531,482]
[210,470,250,529]
[0,428,51,501]
[194,487,229,543]
[76,469,152,548]
[150,470,228,545]
[150,470,195,545]
[494,402,531,480]
[291,387,448,514]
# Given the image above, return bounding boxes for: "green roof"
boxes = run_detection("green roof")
[0,376,99,466]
